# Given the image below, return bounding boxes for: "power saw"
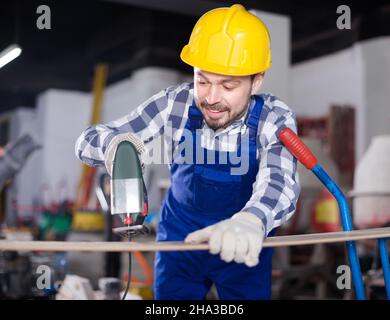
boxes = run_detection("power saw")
[110,140,149,238]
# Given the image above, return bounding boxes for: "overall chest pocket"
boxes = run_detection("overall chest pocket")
[193,166,242,216]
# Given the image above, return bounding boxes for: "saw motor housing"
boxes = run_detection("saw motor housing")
[110,141,149,238]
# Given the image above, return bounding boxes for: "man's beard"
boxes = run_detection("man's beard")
[199,101,230,130]
[199,100,246,130]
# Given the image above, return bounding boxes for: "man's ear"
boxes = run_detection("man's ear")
[251,73,265,95]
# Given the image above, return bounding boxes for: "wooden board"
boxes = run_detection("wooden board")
[0,227,389,252]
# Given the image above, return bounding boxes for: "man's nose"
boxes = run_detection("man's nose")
[205,85,222,105]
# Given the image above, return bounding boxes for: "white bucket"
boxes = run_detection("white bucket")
[353,135,390,228]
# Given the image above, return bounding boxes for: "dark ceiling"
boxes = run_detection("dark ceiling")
[0,0,389,112]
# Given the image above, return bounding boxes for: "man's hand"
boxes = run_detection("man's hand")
[104,133,146,176]
[184,212,265,267]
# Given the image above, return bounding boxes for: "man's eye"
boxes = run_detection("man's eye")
[198,81,207,85]
[223,86,234,91]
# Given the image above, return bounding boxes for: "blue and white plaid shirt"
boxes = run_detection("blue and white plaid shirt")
[75,82,300,235]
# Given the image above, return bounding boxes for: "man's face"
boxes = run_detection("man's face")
[193,68,263,130]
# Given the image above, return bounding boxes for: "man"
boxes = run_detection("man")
[75,4,300,299]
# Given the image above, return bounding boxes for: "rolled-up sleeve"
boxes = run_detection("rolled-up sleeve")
[242,99,301,236]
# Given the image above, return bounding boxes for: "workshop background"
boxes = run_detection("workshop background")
[0,0,389,300]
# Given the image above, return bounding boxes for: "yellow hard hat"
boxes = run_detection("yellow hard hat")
[180,4,272,76]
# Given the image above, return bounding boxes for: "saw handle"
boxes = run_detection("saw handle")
[278,128,318,169]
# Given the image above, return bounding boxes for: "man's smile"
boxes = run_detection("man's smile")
[205,108,228,119]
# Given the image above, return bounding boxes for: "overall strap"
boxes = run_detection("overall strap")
[245,95,264,142]
[188,101,203,130]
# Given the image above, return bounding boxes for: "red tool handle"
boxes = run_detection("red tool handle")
[142,202,148,217]
[278,128,318,169]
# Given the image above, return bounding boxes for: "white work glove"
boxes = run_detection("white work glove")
[185,212,266,267]
[104,133,146,176]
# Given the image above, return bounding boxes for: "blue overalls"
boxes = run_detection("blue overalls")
[154,95,274,299]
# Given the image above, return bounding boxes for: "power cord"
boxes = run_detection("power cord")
[122,234,132,300]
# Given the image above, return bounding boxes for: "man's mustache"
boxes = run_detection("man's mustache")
[200,101,229,112]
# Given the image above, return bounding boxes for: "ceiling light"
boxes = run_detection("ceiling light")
[0,44,22,69]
